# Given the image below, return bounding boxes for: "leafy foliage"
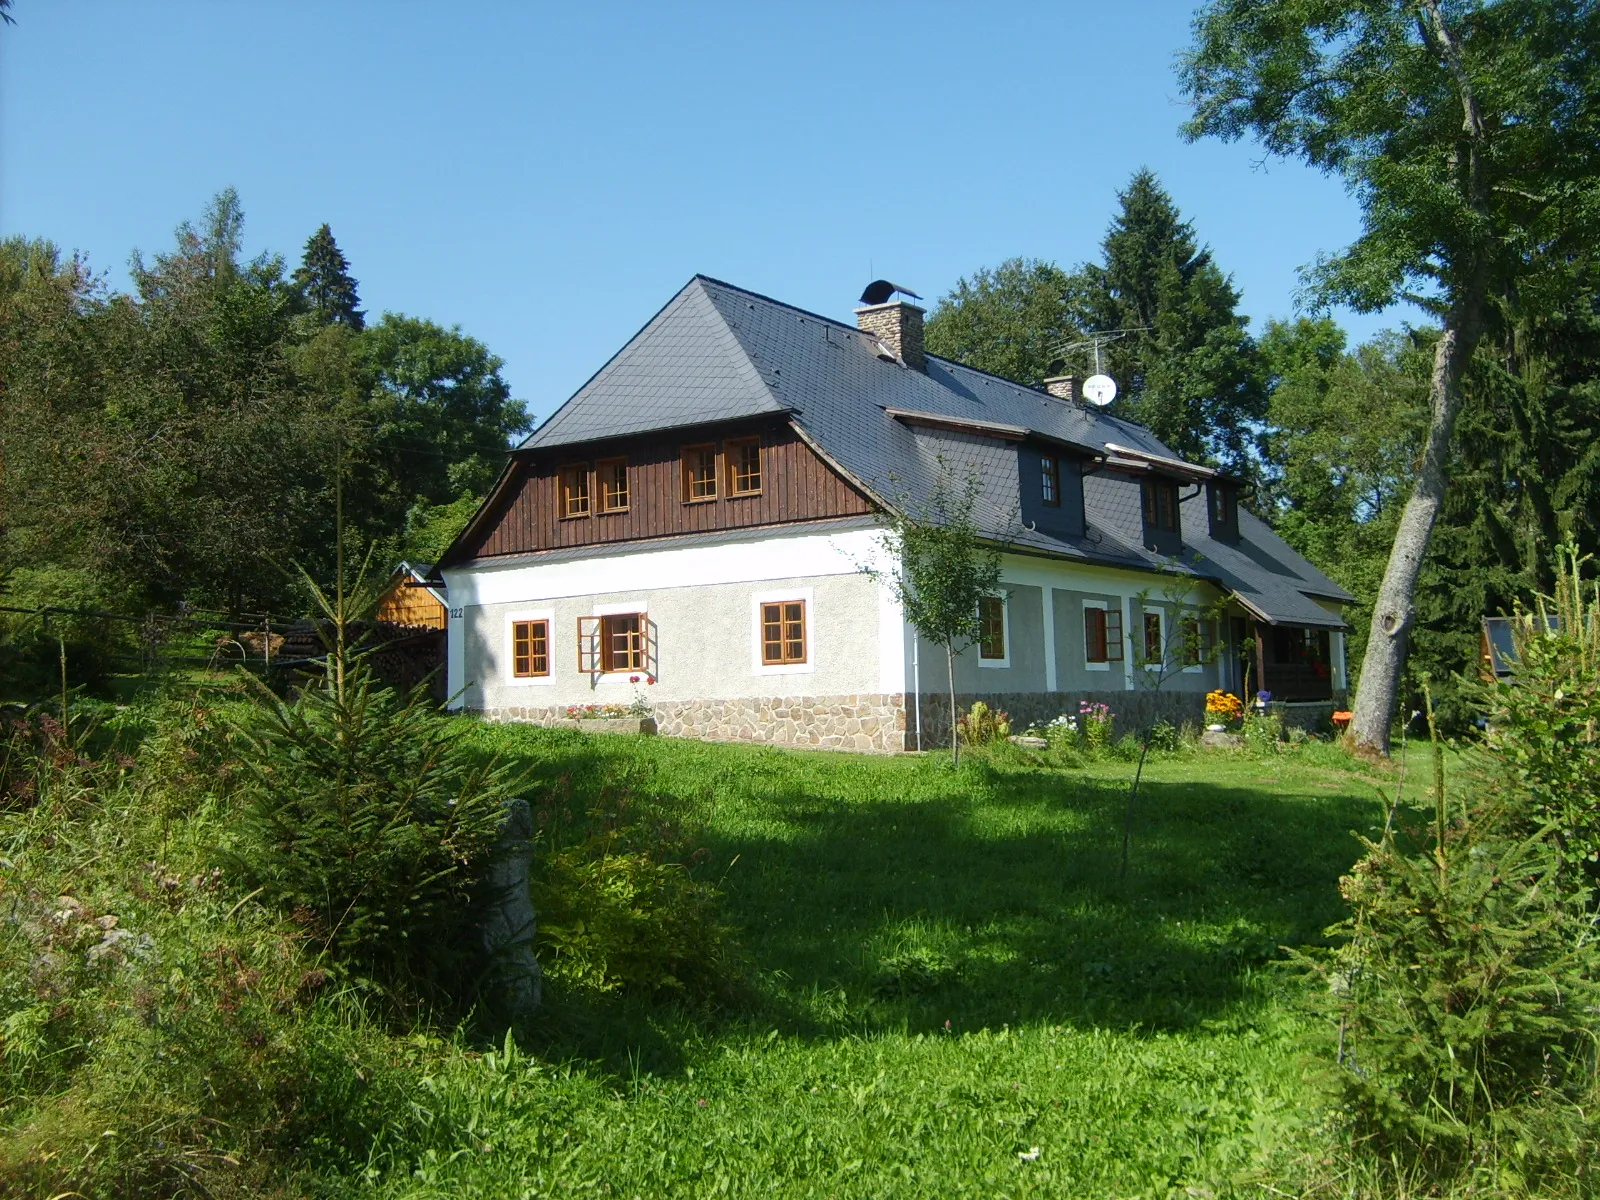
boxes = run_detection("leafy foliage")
[924,257,1076,385]
[226,659,521,998]
[956,700,1011,746]
[875,462,1005,764]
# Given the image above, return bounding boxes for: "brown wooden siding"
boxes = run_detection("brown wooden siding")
[376,578,448,628]
[456,420,875,561]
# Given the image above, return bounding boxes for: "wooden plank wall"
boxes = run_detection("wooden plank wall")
[376,579,448,628]
[457,420,875,561]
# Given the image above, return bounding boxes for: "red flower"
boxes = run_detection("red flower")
[630,675,641,683]
[647,675,656,685]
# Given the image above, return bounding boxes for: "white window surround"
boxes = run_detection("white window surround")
[1081,598,1113,672]
[976,593,1010,669]
[589,600,651,684]
[504,609,555,686]
[751,587,815,675]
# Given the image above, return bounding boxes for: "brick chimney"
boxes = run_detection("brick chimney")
[855,300,926,371]
[1043,375,1076,402]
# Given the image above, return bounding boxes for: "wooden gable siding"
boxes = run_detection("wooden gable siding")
[376,578,448,629]
[457,421,875,561]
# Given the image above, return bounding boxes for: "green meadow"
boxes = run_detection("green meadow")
[348,727,1409,1198]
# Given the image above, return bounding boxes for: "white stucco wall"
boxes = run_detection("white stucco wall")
[441,526,907,712]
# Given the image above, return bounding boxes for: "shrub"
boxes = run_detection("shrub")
[1146,720,1179,753]
[956,700,1011,746]
[530,775,743,1003]
[226,659,524,1002]
[1242,710,1283,755]
[1303,809,1600,1185]
[1302,549,1600,1189]
[1476,545,1600,886]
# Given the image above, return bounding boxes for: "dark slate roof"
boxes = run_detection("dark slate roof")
[518,275,1353,625]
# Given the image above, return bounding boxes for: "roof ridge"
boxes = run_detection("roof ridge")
[691,274,1177,454]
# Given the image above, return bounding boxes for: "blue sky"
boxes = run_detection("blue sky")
[2,2,1398,425]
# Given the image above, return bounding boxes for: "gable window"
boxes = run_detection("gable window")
[599,457,629,512]
[599,613,644,673]
[1085,604,1124,665]
[512,619,550,678]
[1141,478,1179,532]
[683,444,718,502]
[727,438,762,496]
[561,464,590,518]
[979,596,1007,660]
[1040,455,1060,507]
[760,600,807,665]
[1143,612,1164,666]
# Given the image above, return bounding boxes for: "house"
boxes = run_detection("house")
[435,276,1352,751]
[375,562,449,629]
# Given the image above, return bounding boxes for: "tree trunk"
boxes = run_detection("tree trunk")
[1349,315,1482,754]
[947,641,959,766]
[1351,0,1489,757]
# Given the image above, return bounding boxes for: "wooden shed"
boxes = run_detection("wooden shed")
[375,562,448,630]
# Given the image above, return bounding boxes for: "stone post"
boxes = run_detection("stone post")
[476,798,541,1024]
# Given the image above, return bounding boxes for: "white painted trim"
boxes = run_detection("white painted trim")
[1080,598,1112,672]
[504,608,556,686]
[876,576,908,695]
[1042,586,1057,691]
[446,606,466,709]
[594,599,648,616]
[977,593,1011,669]
[442,526,885,608]
[750,587,815,676]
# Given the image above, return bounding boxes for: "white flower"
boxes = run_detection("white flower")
[1017,1147,1041,1162]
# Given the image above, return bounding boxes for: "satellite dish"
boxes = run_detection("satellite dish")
[1082,374,1118,407]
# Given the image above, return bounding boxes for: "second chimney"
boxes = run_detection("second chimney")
[855,300,925,371]
[1043,375,1076,402]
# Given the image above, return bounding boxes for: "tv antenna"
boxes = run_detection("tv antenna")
[1054,326,1150,407]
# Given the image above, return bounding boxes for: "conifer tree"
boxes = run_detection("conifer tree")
[1067,170,1266,474]
[293,223,365,330]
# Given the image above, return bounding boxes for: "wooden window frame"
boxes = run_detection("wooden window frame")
[1177,616,1204,669]
[1210,484,1232,527]
[1143,611,1164,668]
[511,619,550,678]
[1040,454,1060,507]
[599,612,646,674]
[598,457,629,513]
[760,599,807,666]
[978,595,1007,662]
[1084,603,1124,666]
[1141,477,1180,532]
[560,463,591,519]
[682,443,719,504]
[726,437,762,497]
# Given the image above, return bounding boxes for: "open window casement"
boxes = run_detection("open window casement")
[576,616,602,673]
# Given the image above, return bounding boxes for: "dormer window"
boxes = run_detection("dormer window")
[1206,481,1239,541]
[1040,455,1060,506]
[1141,478,1179,532]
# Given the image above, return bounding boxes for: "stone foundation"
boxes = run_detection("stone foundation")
[489,693,911,753]
[903,689,1210,749]
[485,687,1245,754]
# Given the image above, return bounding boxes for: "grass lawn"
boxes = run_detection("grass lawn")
[352,728,1423,1199]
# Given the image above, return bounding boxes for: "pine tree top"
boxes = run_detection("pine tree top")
[293,223,365,331]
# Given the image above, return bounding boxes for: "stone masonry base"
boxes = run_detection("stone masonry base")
[482,687,1347,754]
[488,694,910,753]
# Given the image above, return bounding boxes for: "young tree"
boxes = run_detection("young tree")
[1067,170,1267,475]
[875,463,1004,765]
[1181,0,1600,753]
[293,223,365,330]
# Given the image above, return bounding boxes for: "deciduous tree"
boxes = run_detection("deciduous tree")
[1182,0,1600,753]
